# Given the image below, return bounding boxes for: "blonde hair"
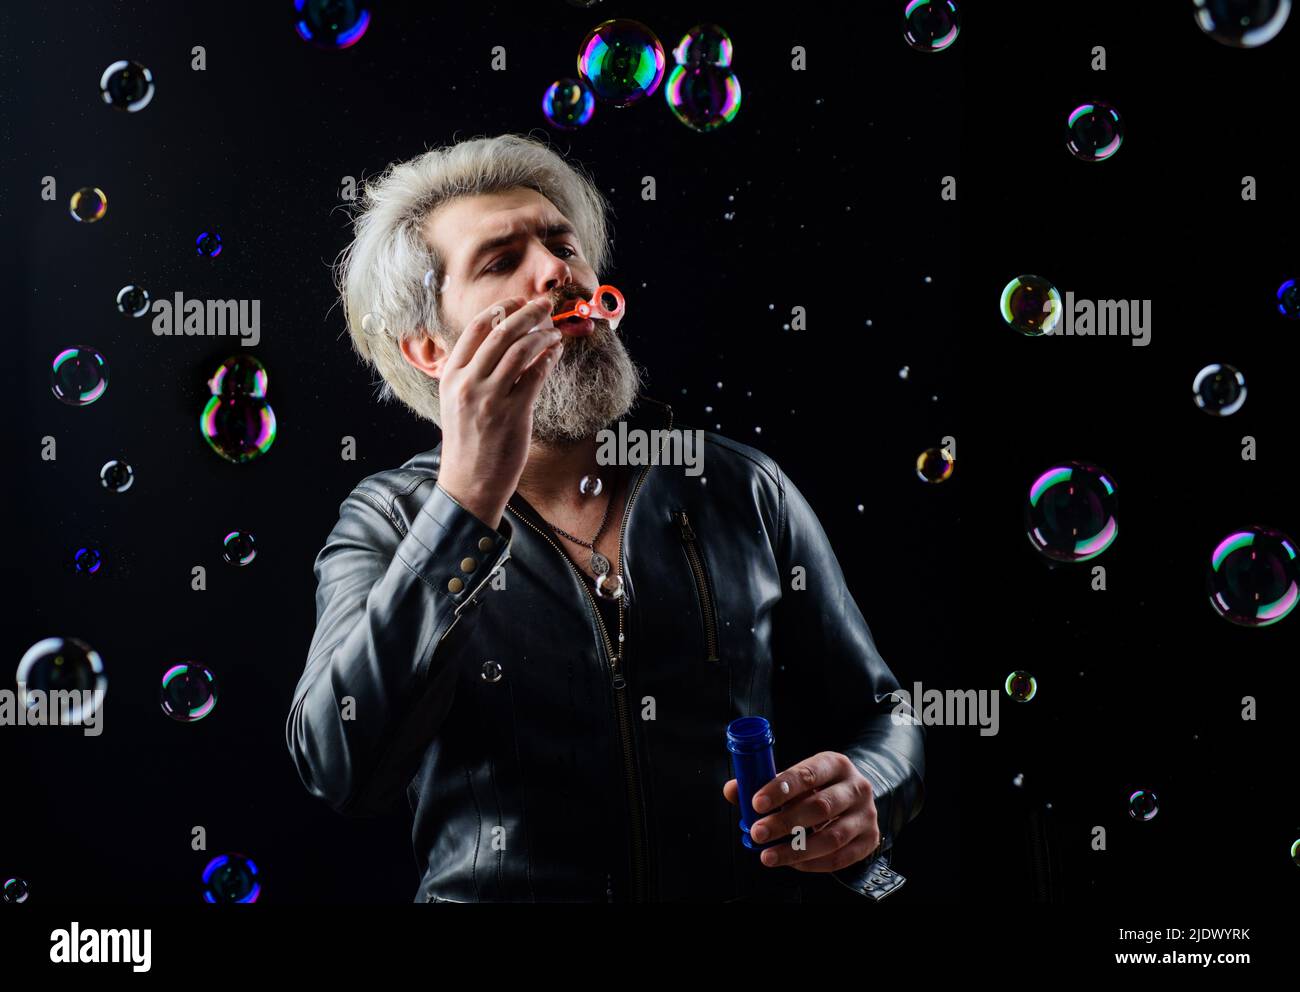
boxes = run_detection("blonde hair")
[332,133,613,425]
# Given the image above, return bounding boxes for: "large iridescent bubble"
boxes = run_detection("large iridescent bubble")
[70,187,107,223]
[1066,102,1124,161]
[161,663,219,722]
[1025,461,1118,562]
[1276,278,1299,319]
[672,23,734,67]
[1207,526,1299,627]
[577,19,665,106]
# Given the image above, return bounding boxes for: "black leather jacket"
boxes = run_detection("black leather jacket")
[286,394,926,902]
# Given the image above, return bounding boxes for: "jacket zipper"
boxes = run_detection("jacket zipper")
[504,460,655,903]
[673,510,720,662]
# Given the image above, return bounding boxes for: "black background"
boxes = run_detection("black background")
[5,0,1297,920]
[963,0,1299,908]
[3,1,960,905]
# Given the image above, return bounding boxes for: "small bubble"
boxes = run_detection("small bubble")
[923,275,932,284]
[899,366,910,379]
[202,854,261,903]
[69,187,107,223]
[196,231,223,257]
[223,531,257,566]
[100,459,135,493]
[116,284,150,317]
[1005,671,1037,702]
[99,59,155,112]
[1192,363,1246,416]
[161,663,219,722]
[1128,789,1158,821]
[50,347,109,405]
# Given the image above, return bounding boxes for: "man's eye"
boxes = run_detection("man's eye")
[484,245,577,275]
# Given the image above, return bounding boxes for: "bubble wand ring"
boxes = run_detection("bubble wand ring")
[552,285,625,325]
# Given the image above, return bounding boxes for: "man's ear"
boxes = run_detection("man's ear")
[399,329,448,379]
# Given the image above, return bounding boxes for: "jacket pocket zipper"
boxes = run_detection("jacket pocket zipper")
[674,510,720,662]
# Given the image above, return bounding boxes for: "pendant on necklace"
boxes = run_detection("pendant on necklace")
[590,551,611,575]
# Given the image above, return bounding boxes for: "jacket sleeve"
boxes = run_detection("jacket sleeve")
[769,459,927,892]
[286,480,513,817]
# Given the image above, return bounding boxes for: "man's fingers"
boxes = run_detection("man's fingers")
[445,296,527,374]
[748,780,859,844]
[466,297,556,382]
[722,779,738,806]
[751,751,844,813]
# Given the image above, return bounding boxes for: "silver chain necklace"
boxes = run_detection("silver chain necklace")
[549,482,615,577]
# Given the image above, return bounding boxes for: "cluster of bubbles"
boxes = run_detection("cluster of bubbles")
[543,20,742,133]
[15,638,223,725]
[1021,461,1298,627]
[200,354,278,463]
[903,0,962,52]
[50,347,109,406]
[293,0,371,50]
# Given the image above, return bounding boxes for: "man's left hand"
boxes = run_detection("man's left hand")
[722,751,880,872]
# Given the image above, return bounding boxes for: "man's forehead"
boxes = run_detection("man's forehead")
[425,193,572,265]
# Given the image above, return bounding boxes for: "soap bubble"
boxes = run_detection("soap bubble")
[196,231,223,257]
[202,854,260,903]
[293,0,371,49]
[1193,0,1291,47]
[208,354,269,398]
[1025,461,1119,562]
[223,531,257,565]
[596,573,624,599]
[1066,101,1124,161]
[672,23,734,67]
[100,459,135,493]
[903,0,961,52]
[577,19,666,106]
[2,878,30,904]
[916,447,954,483]
[1000,275,1062,336]
[69,187,107,223]
[1005,671,1038,702]
[579,475,603,496]
[201,397,277,463]
[161,663,219,722]
[1207,526,1299,627]
[50,347,109,406]
[69,544,104,576]
[1276,278,1299,318]
[542,78,596,130]
[1128,789,1159,821]
[116,284,150,317]
[1291,838,1300,867]
[665,64,742,131]
[1192,363,1246,415]
[99,59,155,111]
[16,637,107,723]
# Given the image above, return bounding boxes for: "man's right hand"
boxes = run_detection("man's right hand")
[436,295,564,530]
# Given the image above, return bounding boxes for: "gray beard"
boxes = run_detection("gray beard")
[529,322,645,446]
